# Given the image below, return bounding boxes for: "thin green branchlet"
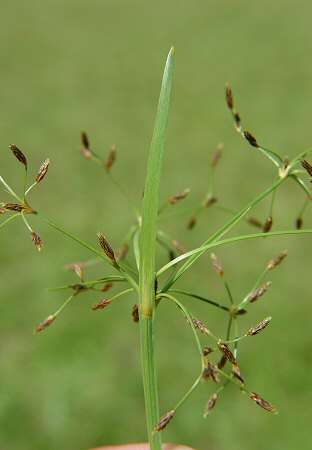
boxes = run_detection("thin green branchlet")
[1,50,312,449]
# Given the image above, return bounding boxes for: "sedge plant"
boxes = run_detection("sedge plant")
[1,48,312,449]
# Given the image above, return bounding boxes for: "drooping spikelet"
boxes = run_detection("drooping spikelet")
[249,392,278,413]
[267,251,287,270]
[217,342,237,365]
[91,298,111,311]
[10,144,27,167]
[247,316,272,336]
[153,409,175,434]
[203,393,218,418]
[97,232,116,260]
[36,159,50,183]
[35,314,56,333]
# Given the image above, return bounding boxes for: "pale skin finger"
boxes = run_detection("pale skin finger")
[90,443,196,450]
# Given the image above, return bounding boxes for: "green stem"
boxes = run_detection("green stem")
[0,214,20,229]
[140,315,162,448]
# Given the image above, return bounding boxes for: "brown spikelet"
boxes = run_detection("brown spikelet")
[101,282,113,292]
[172,239,187,254]
[74,264,84,281]
[234,112,241,126]
[267,251,287,270]
[153,409,175,434]
[250,392,278,413]
[1,202,24,212]
[263,216,273,233]
[169,188,190,205]
[225,84,234,110]
[132,303,139,322]
[296,217,303,230]
[188,317,209,334]
[97,232,115,260]
[116,244,129,261]
[244,131,259,147]
[36,159,50,183]
[217,355,227,369]
[202,195,217,208]
[35,314,56,333]
[81,131,90,149]
[188,216,197,229]
[301,159,312,177]
[246,215,263,229]
[0,208,6,214]
[248,282,271,303]
[10,144,27,167]
[247,316,272,336]
[232,364,245,385]
[91,298,111,311]
[204,393,218,418]
[80,147,93,159]
[31,231,43,252]
[210,253,224,278]
[217,342,237,365]
[203,347,213,356]
[208,362,219,383]
[105,145,117,172]
[211,143,223,168]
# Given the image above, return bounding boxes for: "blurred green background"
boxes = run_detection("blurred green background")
[1,1,312,449]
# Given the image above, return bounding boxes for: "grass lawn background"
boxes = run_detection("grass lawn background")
[0,1,312,449]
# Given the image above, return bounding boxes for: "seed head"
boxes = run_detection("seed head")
[296,217,303,230]
[232,364,245,385]
[263,216,273,233]
[247,316,272,336]
[188,216,197,229]
[217,342,237,365]
[188,317,209,334]
[248,282,271,303]
[132,303,140,323]
[97,232,115,260]
[169,188,190,205]
[203,347,213,356]
[225,84,234,109]
[116,244,129,261]
[217,355,227,369]
[250,392,278,413]
[1,202,24,212]
[301,159,312,177]
[10,144,27,167]
[81,131,90,149]
[80,147,93,159]
[208,361,220,383]
[204,393,218,418]
[267,251,287,270]
[105,145,117,172]
[31,231,43,252]
[172,239,187,254]
[202,195,217,208]
[36,159,50,183]
[35,314,56,333]
[91,298,111,311]
[210,253,224,278]
[153,409,175,434]
[234,112,241,127]
[74,264,84,281]
[246,215,263,229]
[101,282,113,292]
[244,131,259,148]
[211,143,223,168]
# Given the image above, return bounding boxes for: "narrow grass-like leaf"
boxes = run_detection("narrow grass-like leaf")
[139,47,174,316]
[158,228,312,277]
